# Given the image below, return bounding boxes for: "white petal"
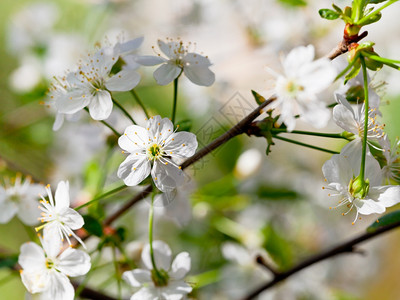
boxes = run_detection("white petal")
[105,70,141,91]
[333,104,358,134]
[153,63,181,86]
[157,40,175,58]
[41,232,62,259]
[170,252,191,280]
[19,242,46,271]
[147,115,174,143]
[283,45,314,76]
[299,58,336,93]
[57,248,91,276]
[46,271,75,300]
[152,160,185,193]
[117,154,151,186]
[55,181,70,211]
[118,125,149,153]
[131,287,158,300]
[370,186,400,208]
[53,113,65,131]
[56,93,90,114]
[299,102,330,129]
[59,208,84,230]
[88,90,113,120]
[21,270,49,294]
[115,37,143,55]
[322,154,353,187]
[357,199,386,215]
[184,65,215,86]
[16,195,41,226]
[0,197,18,223]
[122,269,152,287]
[162,281,193,296]
[135,55,166,66]
[142,240,172,271]
[164,132,198,158]
[184,53,212,66]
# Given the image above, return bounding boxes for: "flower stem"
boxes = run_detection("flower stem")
[362,53,400,71]
[111,96,137,125]
[171,77,179,125]
[149,192,161,275]
[75,184,128,210]
[273,135,339,154]
[359,56,369,185]
[84,107,121,136]
[130,89,149,118]
[271,129,349,140]
[112,244,122,300]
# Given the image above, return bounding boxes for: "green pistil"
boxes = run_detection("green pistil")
[151,268,169,287]
[148,144,162,159]
[349,175,370,199]
[45,258,54,269]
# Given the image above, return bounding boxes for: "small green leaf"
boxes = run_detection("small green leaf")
[332,3,343,13]
[83,215,103,237]
[0,254,18,269]
[251,90,266,106]
[367,210,400,233]
[368,0,388,4]
[319,8,341,20]
[359,12,382,26]
[344,63,361,84]
[177,119,192,132]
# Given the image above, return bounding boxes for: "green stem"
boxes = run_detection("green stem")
[357,0,398,25]
[362,53,400,71]
[335,58,358,81]
[359,56,369,184]
[171,77,179,125]
[75,184,128,210]
[149,192,161,275]
[112,244,122,300]
[273,135,339,154]
[130,89,149,118]
[112,96,137,125]
[271,129,348,139]
[84,108,121,136]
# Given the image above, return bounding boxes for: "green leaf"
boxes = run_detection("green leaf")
[332,3,343,13]
[277,0,307,7]
[344,63,361,84]
[251,90,266,106]
[368,0,388,4]
[0,254,18,269]
[367,210,400,233]
[319,8,341,20]
[83,215,103,237]
[262,225,293,269]
[177,119,192,132]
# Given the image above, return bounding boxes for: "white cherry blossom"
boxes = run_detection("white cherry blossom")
[136,38,215,86]
[123,240,192,300]
[117,115,198,192]
[19,235,90,300]
[0,175,45,225]
[36,181,85,248]
[380,135,400,184]
[322,152,400,224]
[267,45,336,131]
[54,39,142,121]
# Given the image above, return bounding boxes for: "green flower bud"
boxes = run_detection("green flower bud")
[348,176,370,199]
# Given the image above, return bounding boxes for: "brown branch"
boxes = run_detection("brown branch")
[102,95,276,226]
[242,220,400,300]
[326,30,368,60]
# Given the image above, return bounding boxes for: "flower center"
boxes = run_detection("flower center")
[147,144,163,161]
[285,80,304,96]
[151,268,169,287]
[45,258,54,269]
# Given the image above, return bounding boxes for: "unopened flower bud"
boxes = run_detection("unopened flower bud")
[348,176,369,199]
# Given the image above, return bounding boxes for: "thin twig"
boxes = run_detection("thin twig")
[242,220,400,300]
[326,31,368,60]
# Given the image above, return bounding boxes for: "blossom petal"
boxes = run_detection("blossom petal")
[19,242,46,271]
[370,186,400,208]
[131,287,158,300]
[283,45,314,76]
[170,252,191,280]
[59,208,84,230]
[164,132,198,158]
[88,90,113,120]
[333,104,358,134]
[152,160,185,193]
[142,240,172,271]
[16,195,41,226]
[57,248,91,276]
[299,102,330,129]
[56,93,90,114]
[184,65,215,86]
[184,53,212,66]
[117,154,151,186]
[55,181,70,211]
[0,196,18,224]
[21,270,49,294]
[115,37,143,55]
[299,58,336,94]
[53,113,65,131]
[122,269,152,287]
[357,199,386,215]
[46,271,75,300]
[162,281,193,296]
[153,63,181,86]
[135,55,166,66]
[119,125,149,153]
[105,70,141,92]
[147,115,174,143]
[41,232,62,259]
[322,154,353,187]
